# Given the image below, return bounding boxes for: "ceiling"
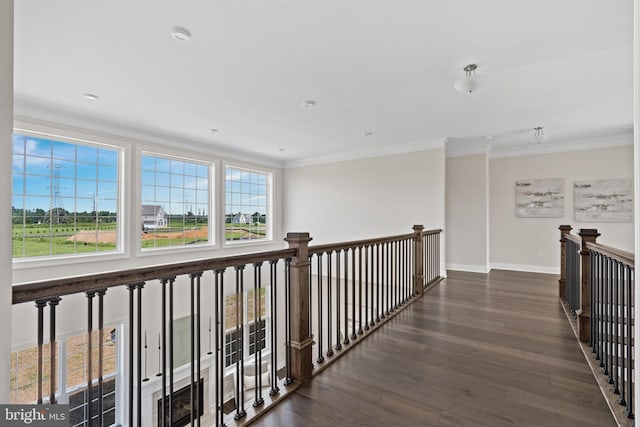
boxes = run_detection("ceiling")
[13,1,634,166]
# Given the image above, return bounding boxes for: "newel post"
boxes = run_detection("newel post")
[285,232,314,383]
[578,228,600,343]
[413,225,425,296]
[558,225,572,299]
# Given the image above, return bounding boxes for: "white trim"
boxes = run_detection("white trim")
[446,263,490,273]
[284,138,446,168]
[488,133,632,159]
[490,262,559,275]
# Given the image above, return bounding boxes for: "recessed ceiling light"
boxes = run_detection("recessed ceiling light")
[302,100,316,108]
[278,148,286,152]
[171,27,192,41]
[483,136,493,140]
[362,131,373,137]
[209,128,219,133]
[84,93,99,101]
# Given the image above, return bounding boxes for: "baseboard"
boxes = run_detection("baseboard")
[446,263,490,274]
[489,263,559,275]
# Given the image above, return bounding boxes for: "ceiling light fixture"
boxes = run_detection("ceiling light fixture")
[532,126,549,144]
[362,131,373,137]
[453,64,486,94]
[171,27,192,41]
[84,93,99,100]
[209,128,219,133]
[302,100,316,108]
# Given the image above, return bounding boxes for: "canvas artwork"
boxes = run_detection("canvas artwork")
[515,178,564,218]
[574,179,633,222]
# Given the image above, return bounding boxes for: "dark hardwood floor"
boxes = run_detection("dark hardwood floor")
[253,270,616,427]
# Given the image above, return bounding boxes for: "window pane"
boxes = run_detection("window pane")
[140,154,211,249]
[224,166,270,242]
[12,133,120,259]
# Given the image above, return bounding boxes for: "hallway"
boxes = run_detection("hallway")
[254,270,615,426]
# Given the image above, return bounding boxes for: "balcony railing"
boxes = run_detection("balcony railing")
[11,225,442,426]
[559,225,634,423]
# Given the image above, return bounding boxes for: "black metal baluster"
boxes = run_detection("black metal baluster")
[126,286,135,427]
[234,265,247,420]
[254,262,265,407]
[343,249,349,346]
[87,291,95,426]
[35,300,45,405]
[599,253,605,366]
[608,257,614,384]
[97,290,105,426]
[357,246,363,336]
[308,256,313,342]
[603,256,609,373]
[317,255,325,363]
[136,284,144,427]
[327,252,334,357]
[376,243,381,323]
[285,258,293,385]
[590,251,595,349]
[269,261,280,396]
[625,267,633,418]
[351,248,357,340]
[48,297,60,404]
[335,250,342,351]
[196,274,202,426]
[366,245,372,329]
[189,273,196,426]
[169,277,175,426]
[214,269,226,427]
[367,245,377,327]
[619,261,626,407]
[384,241,390,317]
[613,261,620,395]
[160,278,168,427]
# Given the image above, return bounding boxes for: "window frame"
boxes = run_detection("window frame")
[223,163,273,247]
[11,127,127,268]
[223,287,270,370]
[138,149,215,254]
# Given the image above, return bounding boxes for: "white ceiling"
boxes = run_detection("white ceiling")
[13,1,634,166]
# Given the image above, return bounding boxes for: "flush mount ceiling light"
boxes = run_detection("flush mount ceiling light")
[171,27,192,41]
[83,93,99,100]
[362,131,373,137]
[302,100,316,108]
[532,126,549,144]
[453,64,486,94]
[209,128,219,133]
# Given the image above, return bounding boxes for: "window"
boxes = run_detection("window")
[10,327,119,427]
[223,288,268,368]
[12,133,120,258]
[225,166,270,242]
[141,154,211,249]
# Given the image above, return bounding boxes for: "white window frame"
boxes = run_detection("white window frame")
[11,128,126,268]
[223,287,270,371]
[138,150,215,254]
[223,163,273,247]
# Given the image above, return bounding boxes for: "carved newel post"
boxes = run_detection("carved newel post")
[558,225,572,299]
[578,228,600,343]
[413,225,424,296]
[285,232,314,383]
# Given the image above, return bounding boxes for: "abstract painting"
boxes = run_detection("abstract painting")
[515,178,564,218]
[574,179,633,222]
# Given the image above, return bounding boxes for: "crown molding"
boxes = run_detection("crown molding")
[488,132,632,159]
[284,138,447,168]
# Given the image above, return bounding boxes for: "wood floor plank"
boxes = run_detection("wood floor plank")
[253,270,616,426]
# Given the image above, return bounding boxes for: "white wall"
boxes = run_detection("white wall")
[1,0,14,402]
[446,154,489,272]
[283,148,446,246]
[490,144,634,273]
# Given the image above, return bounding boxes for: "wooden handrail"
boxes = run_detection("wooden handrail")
[12,248,297,305]
[308,229,441,256]
[585,241,634,267]
[564,233,581,245]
